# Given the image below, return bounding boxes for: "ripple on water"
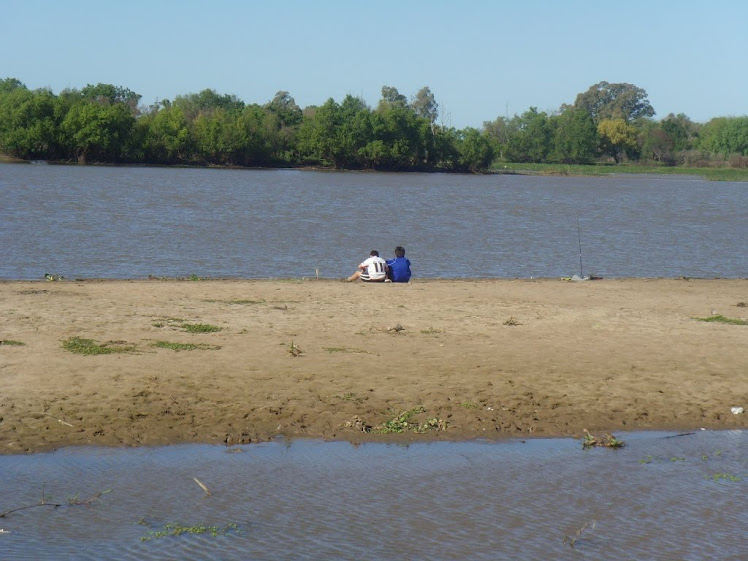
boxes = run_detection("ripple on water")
[0,431,745,560]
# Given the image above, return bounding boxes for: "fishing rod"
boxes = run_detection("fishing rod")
[577,216,584,278]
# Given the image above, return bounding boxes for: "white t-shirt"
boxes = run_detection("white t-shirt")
[360,256,387,280]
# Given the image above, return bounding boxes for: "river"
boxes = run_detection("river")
[1,163,746,280]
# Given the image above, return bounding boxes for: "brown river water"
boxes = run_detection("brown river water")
[1,163,746,280]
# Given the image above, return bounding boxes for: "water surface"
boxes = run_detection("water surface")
[0,431,745,560]
[1,164,746,279]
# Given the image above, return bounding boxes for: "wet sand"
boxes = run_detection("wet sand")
[1,278,746,454]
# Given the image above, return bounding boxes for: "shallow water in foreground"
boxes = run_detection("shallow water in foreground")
[0,431,745,560]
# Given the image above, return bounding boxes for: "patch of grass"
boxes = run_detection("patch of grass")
[694,315,747,326]
[460,401,480,409]
[141,522,240,542]
[180,323,222,333]
[204,299,265,305]
[420,327,442,334]
[323,346,368,354]
[152,341,221,352]
[335,392,366,404]
[0,339,25,346]
[493,162,748,182]
[503,317,521,326]
[287,340,302,356]
[375,406,448,434]
[61,337,136,355]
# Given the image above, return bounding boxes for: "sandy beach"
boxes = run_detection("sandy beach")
[0,278,746,454]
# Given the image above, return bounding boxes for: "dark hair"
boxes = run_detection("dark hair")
[370,250,379,257]
[394,246,405,258]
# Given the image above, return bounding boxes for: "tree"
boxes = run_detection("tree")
[641,127,675,164]
[411,86,438,125]
[456,128,495,172]
[297,97,371,168]
[264,91,302,127]
[0,77,25,94]
[597,118,638,163]
[60,100,135,163]
[80,83,141,113]
[660,113,696,152]
[551,108,598,164]
[142,104,191,164]
[573,81,655,123]
[378,85,408,110]
[0,86,59,159]
[173,89,244,120]
[506,107,552,163]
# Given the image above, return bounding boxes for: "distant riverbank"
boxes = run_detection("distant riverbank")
[494,162,748,182]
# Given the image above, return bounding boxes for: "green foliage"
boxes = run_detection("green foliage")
[704,473,742,482]
[375,406,448,434]
[506,108,552,163]
[4,75,748,172]
[694,315,747,326]
[142,522,240,541]
[152,341,221,351]
[582,430,624,449]
[179,323,223,333]
[0,339,25,346]
[573,81,655,123]
[552,108,598,164]
[61,337,135,355]
[597,118,638,163]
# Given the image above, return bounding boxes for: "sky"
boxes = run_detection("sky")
[2,0,746,128]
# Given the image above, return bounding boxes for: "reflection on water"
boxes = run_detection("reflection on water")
[0,431,745,560]
[1,164,746,279]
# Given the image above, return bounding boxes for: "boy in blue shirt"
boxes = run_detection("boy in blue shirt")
[386,246,412,283]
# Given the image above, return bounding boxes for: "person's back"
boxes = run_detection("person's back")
[386,246,411,283]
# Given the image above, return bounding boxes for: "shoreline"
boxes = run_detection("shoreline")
[1,278,746,454]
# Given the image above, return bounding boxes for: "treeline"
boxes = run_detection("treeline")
[0,79,492,171]
[485,82,748,168]
[1,77,747,171]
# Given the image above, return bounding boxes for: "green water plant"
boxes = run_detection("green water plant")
[563,520,596,548]
[141,522,240,541]
[704,473,742,482]
[582,430,624,449]
[68,489,112,506]
[62,337,136,355]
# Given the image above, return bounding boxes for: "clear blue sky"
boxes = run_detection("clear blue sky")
[2,0,746,127]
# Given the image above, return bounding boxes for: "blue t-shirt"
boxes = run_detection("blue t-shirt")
[386,257,411,282]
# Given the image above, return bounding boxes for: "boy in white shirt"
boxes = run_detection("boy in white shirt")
[346,250,387,282]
